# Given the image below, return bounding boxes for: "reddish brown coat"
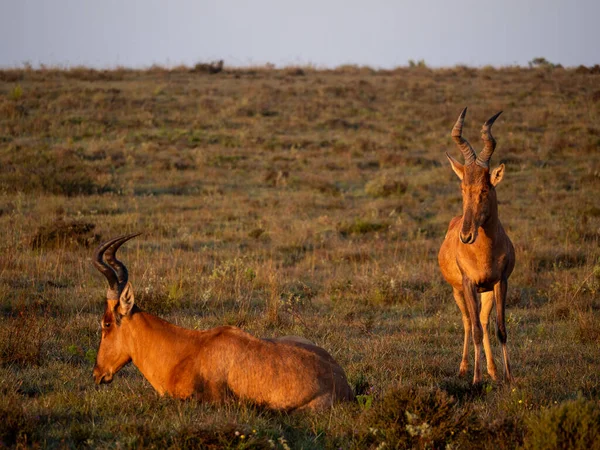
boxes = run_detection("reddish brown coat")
[92,235,354,411]
[438,108,515,384]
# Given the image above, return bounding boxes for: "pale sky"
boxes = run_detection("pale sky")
[1,0,598,69]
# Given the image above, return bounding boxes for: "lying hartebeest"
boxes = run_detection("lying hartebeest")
[438,108,515,384]
[92,234,354,411]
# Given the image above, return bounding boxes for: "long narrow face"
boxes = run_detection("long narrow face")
[446,108,505,244]
[459,165,497,244]
[93,301,131,384]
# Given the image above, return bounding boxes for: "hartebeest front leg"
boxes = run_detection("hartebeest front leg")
[462,277,483,384]
[480,291,499,381]
[494,277,513,383]
[452,288,471,377]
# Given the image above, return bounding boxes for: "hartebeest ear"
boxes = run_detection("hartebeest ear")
[446,153,464,180]
[490,164,505,186]
[118,282,135,316]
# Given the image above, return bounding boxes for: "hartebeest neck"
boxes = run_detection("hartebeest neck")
[121,310,204,395]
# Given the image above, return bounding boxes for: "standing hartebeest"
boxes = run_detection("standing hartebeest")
[92,234,354,411]
[438,108,515,385]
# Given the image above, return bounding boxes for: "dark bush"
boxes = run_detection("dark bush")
[0,391,38,447]
[192,60,224,74]
[361,386,480,449]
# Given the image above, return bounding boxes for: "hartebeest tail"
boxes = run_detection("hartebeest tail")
[92,234,354,411]
[438,108,515,384]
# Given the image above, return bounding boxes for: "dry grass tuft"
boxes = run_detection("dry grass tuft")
[30,218,98,250]
[0,306,51,366]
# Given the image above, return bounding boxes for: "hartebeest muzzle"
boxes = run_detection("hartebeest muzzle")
[93,366,113,384]
[459,212,479,244]
[459,230,476,244]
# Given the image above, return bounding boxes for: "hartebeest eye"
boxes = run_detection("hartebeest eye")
[103,322,111,329]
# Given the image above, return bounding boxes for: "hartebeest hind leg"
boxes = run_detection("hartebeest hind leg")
[494,278,513,383]
[462,278,483,384]
[480,291,499,381]
[452,288,471,377]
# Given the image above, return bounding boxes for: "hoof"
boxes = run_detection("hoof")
[487,369,499,381]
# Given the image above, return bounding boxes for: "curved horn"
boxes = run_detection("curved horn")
[104,233,141,290]
[93,233,141,299]
[476,111,502,168]
[93,236,122,298]
[451,107,476,166]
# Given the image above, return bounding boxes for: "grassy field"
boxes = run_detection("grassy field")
[0,64,599,449]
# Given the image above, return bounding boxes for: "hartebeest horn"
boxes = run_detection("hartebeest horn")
[452,107,477,166]
[476,111,502,168]
[93,233,141,299]
[104,233,141,288]
[93,237,121,299]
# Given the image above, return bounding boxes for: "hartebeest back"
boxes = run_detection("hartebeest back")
[438,108,515,384]
[92,234,354,411]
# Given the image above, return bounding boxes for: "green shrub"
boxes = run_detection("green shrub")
[408,59,428,68]
[338,218,387,237]
[365,175,408,198]
[528,57,558,69]
[524,398,600,450]
[9,84,23,100]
